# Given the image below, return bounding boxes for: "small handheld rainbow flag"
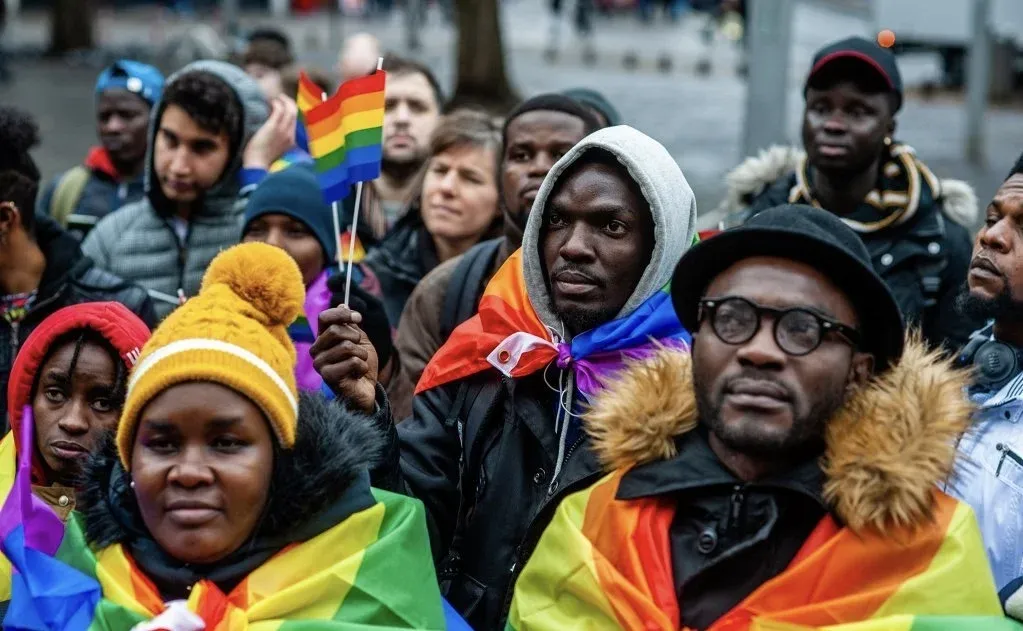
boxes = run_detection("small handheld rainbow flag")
[298,69,386,205]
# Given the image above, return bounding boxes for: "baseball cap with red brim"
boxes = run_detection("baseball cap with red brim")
[805,36,903,112]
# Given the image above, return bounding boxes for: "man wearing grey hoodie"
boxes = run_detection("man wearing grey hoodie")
[82,60,295,321]
[311,125,698,629]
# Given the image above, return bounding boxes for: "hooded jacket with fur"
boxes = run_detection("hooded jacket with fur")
[508,339,1007,630]
[715,144,983,350]
[82,61,270,322]
[373,126,696,630]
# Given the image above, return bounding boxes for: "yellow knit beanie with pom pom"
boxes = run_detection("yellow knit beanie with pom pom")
[117,242,306,469]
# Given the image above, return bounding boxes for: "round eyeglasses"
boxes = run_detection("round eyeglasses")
[698,296,861,356]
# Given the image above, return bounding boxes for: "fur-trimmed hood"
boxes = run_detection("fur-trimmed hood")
[714,145,979,230]
[80,392,384,551]
[583,336,974,534]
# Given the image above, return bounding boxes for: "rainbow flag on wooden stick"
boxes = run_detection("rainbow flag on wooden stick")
[298,70,386,204]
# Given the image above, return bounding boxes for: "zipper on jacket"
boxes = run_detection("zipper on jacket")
[548,435,585,497]
[171,220,193,298]
[8,320,18,363]
[728,484,746,534]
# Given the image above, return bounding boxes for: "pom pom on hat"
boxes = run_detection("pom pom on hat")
[202,242,304,327]
[117,243,306,469]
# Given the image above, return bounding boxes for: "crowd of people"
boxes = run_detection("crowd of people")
[1,24,1023,631]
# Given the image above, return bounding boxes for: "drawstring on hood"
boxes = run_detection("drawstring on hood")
[519,125,697,480]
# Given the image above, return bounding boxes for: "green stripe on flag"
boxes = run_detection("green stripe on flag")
[314,128,382,173]
[347,127,383,149]
[320,489,446,629]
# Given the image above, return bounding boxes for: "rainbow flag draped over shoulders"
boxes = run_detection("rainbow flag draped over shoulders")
[298,70,385,204]
[416,249,691,397]
[3,481,458,628]
[85,489,448,630]
[508,472,1017,631]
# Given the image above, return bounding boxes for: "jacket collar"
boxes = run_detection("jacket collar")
[84,146,123,181]
[35,215,87,301]
[79,392,384,598]
[584,335,973,534]
[713,144,979,231]
[617,428,826,510]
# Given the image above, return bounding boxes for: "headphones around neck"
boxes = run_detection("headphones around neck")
[958,326,1023,390]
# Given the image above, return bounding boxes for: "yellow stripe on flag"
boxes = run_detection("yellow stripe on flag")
[96,545,159,617]
[243,501,387,621]
[0,433,16,601]
[308,109,385,157]
[749,616,916,631]
[872,501,1002,619]
[508,484,621,630]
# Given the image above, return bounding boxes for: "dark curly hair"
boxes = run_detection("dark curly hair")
[0,106,41,183]
[0,170,39,234]
[161,71,243,144]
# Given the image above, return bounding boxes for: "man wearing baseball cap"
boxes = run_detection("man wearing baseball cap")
[506,204,1008,630]
[37,60,164,242]
[715,36,982,352]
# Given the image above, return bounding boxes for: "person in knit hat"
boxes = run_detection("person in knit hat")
[21,242,452,629]
[562,87,621,127]
[242,164,388,395]
[0,302,150,608]
[37,60,165,242]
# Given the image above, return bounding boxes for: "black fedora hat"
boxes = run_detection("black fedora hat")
[672,204,905,370]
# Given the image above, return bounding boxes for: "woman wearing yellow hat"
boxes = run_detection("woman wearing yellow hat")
[5,243,450,629]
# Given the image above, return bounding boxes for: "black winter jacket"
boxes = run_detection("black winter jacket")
[0,215,156,430]
[748,174,981,350]
[363,208,440,327]
[719,144,983,351]
[373,371,603,630]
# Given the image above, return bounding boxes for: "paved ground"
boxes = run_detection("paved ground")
[3,0,1019,229]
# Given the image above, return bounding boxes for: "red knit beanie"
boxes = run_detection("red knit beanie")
[6,302,151,482]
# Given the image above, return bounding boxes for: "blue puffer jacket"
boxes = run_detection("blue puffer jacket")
[82,60,269,322]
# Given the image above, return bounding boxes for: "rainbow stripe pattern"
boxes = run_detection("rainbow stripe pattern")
[298,70,385,204]
[83,489,449,629]
[0,406,457,629]
[0,407,100,629]
[507,471,1018,631]
[416,248,691,397]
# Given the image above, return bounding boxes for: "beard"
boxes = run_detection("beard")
[955,282,1023,323]
[557,303,618,338]
[693,367,846,460]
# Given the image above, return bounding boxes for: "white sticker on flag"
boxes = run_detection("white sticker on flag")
[487,332,556,377]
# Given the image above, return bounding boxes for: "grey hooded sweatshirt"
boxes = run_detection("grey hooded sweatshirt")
[83,61,269,321]
[379,124,697,630]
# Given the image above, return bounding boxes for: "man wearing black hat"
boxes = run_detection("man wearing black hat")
[715,36,982,351]
[505,204,1005,629]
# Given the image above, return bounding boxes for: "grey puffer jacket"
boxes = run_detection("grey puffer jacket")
[82,60,269,322]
